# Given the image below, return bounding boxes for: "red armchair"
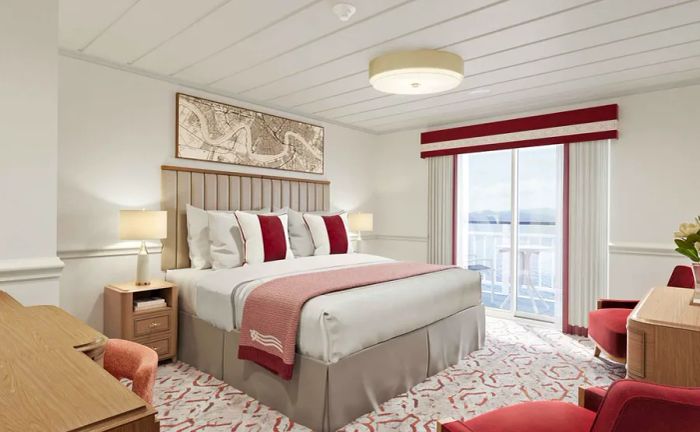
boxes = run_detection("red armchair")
[104,339,159,404]
[438,379,700,432]
[588,265,694,362]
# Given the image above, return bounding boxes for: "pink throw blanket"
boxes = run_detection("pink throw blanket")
[238,262,451,379]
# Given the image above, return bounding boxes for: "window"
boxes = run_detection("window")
[456,145,564,323]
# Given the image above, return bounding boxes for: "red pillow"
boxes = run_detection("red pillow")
[303,213,352,255]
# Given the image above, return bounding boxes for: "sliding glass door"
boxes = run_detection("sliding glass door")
[456,145,564,323]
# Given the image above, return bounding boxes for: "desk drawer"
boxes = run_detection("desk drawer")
[134,314,170,337]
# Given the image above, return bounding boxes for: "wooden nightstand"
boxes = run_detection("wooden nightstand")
[104,279,178,361]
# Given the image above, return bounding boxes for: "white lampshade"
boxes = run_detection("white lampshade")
[369,50,463,95]
[348,212,373,232]
[119,210,167,240]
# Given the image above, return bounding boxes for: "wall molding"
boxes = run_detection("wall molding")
[364,234,428,243]
[0,257,65,283]
[59,242,163,260]
[608,242,677,257]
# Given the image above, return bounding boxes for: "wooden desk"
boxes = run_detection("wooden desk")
[0,291,159,432]
[627,286,700,386]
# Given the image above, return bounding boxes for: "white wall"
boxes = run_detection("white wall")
[607,85,700,299]
[364,130,427,262]
[370,84,700,299]
[58,56,377,329]
[0,0,62,305]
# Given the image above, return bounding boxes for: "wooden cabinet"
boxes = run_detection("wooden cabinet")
[104,280,178,361]
[627,286,700,386]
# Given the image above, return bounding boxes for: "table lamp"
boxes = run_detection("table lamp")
[348,212,373,252]
[119,210,167,286]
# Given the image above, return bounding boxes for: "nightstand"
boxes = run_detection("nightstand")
[104,279,178,361]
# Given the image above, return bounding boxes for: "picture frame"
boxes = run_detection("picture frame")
[176,93,324,174]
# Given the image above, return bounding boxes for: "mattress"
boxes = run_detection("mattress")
[165,267,208,315]
[166,254,481,363]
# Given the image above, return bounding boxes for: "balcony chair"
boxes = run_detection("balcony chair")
[437,379,700,432]
[588,265,694,363]
[465,255,495,303]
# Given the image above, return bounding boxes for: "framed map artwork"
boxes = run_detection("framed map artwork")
[176,93,324,174]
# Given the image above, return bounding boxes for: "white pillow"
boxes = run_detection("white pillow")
[208,212,244,270]
[186,204,213,269]
[186,205,270,269]
[235,211,294,264]
[206,208,271,270]
[279,208,343,257]
[303,213,353,256]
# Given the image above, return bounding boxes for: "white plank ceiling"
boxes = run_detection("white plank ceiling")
[59,0,700,133]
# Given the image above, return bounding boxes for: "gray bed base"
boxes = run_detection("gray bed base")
[178,304,485,431]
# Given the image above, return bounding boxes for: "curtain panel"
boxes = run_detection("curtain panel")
[427,156,454,265]
[566,140,610,335]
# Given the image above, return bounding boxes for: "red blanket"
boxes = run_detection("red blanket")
[238,262,451,379]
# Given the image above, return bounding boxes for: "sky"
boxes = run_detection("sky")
[458,145,562,214]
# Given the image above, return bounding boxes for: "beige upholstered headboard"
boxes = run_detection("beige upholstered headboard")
[161,165,330,270]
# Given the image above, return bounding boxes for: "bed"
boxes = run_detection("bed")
[161,165,485,431]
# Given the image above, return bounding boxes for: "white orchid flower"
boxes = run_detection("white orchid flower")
[678,223,700,237]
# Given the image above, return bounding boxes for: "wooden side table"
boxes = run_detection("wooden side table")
[104,279,178,361]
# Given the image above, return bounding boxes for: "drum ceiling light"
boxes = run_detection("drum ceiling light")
[369,50,464,95]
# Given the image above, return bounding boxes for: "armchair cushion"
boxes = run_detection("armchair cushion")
[588,308,631,358]
[458,401,594,432]
[591,380,700,432]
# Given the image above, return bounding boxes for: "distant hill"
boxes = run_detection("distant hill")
[468,208,556,225]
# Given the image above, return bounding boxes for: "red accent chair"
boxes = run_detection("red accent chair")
[437,379,700,432]
[104,339,159,404]
[588,265,694,362]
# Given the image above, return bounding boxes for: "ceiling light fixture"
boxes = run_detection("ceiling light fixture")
[332,3,356,22]
[369,49,464,95]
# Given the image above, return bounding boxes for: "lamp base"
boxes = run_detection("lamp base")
[355,231,363,253]
[135,241,151,286]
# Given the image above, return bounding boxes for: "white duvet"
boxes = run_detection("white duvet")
[167,254,481,363]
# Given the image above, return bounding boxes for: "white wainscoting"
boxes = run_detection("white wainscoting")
[0,256,64,283]
[608,241,684,300]
[363,234,428,262]
[59,249,165,331]
[609,242,676,257]
[58,242,163,260]
[0,257,64,306]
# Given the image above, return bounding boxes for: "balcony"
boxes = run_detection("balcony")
[460,221,561,320]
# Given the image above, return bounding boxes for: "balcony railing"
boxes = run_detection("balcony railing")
[459,221,560,318]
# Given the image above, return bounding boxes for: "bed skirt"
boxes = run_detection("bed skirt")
[178,304,485,431]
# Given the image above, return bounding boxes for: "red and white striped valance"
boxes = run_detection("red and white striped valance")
[420,104,618,158]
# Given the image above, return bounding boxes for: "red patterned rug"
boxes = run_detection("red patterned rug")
[151,317,624,431]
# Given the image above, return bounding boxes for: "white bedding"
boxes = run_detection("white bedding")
[166,254,481,363]
[165,267,206,315]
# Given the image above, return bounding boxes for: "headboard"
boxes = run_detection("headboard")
[160,165,330,270]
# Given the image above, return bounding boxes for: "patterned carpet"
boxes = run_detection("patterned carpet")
[151,317,625,431]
